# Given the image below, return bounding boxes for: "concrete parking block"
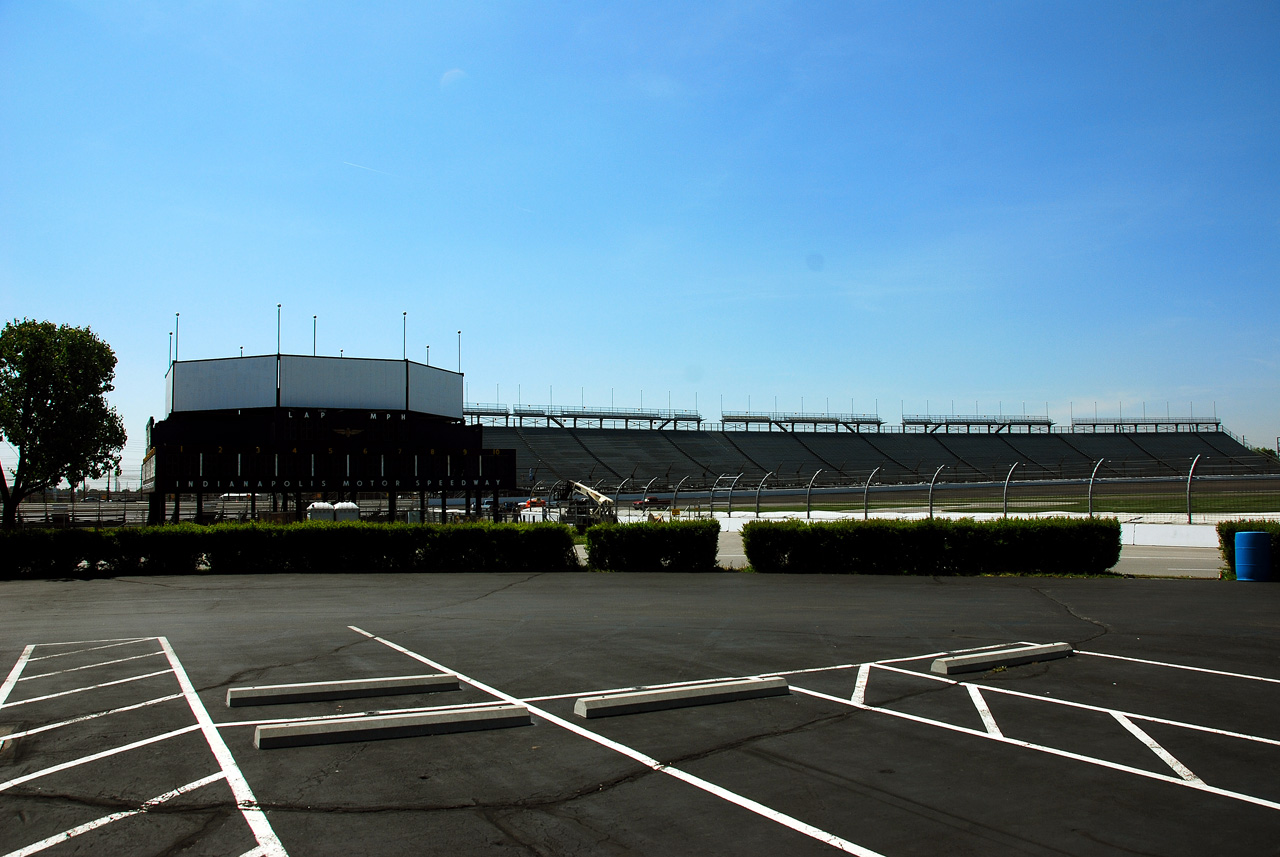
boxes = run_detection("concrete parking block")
[253,703,531,749]
[227,673,458,707]
[931,642,1073,675]
[574,676,790,718]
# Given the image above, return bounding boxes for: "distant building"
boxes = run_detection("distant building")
[142,354,515,522]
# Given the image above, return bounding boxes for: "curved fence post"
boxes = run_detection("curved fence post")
[928,465,946,519]
[863,466,880,520]
[672,475,690,517]
[1186,454,1202,524]
[1088,459,1105,518]
[727,474,742,518]
[1003,462,1019,518]
[755,471,774,517]
[806,469,823,519]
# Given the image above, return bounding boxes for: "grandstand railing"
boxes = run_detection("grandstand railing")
[902,414,1053,433]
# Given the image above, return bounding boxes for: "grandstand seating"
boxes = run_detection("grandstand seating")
[482,427,1278,489]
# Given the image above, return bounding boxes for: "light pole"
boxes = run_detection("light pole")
[313,316,317,356]
[402,312,407,359]
[174,313,179,362]
[457,330,461,372]
[425,345,430,366]
[276,304,281,355]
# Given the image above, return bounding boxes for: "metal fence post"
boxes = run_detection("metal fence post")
[1003,462,1019,518]
[672,475,690,515]
[863,466,880,520]
[928,465,946,519]
[727,474,741,518]
[806,469,823,519]
[755,471,774,517]
[1186,454,1202,524]
[1088,459,1105,517]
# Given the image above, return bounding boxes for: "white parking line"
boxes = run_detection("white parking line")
[1078,650,1280,685]
[26,639,151,663]
[967,686,1002,737]
[1,772,227,857]
[2,694,185,742]
[159,637,290,857]
[792,684,1280,812]
[0,670,174,709]
[19,650,166,681]
[0,725,202,793]
[350,625,887,856]
[1112,713,1200,783]
[0,646,35,707]
[871,662,1280,748]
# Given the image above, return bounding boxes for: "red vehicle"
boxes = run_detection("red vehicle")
[633,496,668,510]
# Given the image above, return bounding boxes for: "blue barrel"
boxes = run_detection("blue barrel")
[1235,532,1273,582]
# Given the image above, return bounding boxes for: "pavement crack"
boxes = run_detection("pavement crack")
[207,637,367,691]
[1028,585,1111,644]
[440,573,546,611]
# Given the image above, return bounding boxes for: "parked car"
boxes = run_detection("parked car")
[633,496,668,510]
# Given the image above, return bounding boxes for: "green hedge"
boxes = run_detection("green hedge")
[585,519,721,572]
[0,522,579,579]
[1215,520,1280,581]
[741,517,1121,575]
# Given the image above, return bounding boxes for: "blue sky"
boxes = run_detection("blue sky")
[3,1,1278,485]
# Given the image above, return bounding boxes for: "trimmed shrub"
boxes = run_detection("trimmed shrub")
[1216,520,1280,581]
[0,522,579,579]
[585,519,721,572]
[741,517,1121,575]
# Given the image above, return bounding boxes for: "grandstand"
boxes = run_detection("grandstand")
[469,406,1279,492]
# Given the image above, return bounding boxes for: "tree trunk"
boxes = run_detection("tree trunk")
[2,494,20,530]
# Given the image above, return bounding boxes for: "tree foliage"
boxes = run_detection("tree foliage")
[0,320,127,528]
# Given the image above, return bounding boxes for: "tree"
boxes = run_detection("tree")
[0,320,127,529]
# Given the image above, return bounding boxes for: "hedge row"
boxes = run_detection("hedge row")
[0,522,579,579]
[1215,520,1280,581]
[740,517,1122,575]
[585,519,721,572]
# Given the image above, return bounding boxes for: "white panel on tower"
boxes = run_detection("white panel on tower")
[409,363,464,419]
[168,356,278,414]
[279,356,405,411]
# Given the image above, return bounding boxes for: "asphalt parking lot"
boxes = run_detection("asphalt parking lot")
[3,571,1279,856]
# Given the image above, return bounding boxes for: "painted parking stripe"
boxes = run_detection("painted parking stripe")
[967,685,1002,737]
[851,664,871,706]
[19,650,166,681]
[0,646,34,707]
[1078,650,1280,685]
[217,700,511,730]
[1112,712,1201,783]
[2,693,185,742]
[525,642,1035,704]
[0,670,174,709]
[872,662,1280,749]
[26,637,152,647]
[350,626,886,856]
[26,639,153,663]
[1,772,226,857]
[792,685,1280,813]
[0,725,201,793]
[158,637,289,857]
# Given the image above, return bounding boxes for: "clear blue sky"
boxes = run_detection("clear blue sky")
[3,1,1278,486]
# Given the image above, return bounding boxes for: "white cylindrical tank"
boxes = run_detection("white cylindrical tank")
[333,501,360,522]
[306,501,335,522]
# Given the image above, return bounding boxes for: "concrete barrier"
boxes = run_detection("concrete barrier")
[931,642,1073,675]
[227,674,458,707]
[574,676,789,718]
[254,704,531,749]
